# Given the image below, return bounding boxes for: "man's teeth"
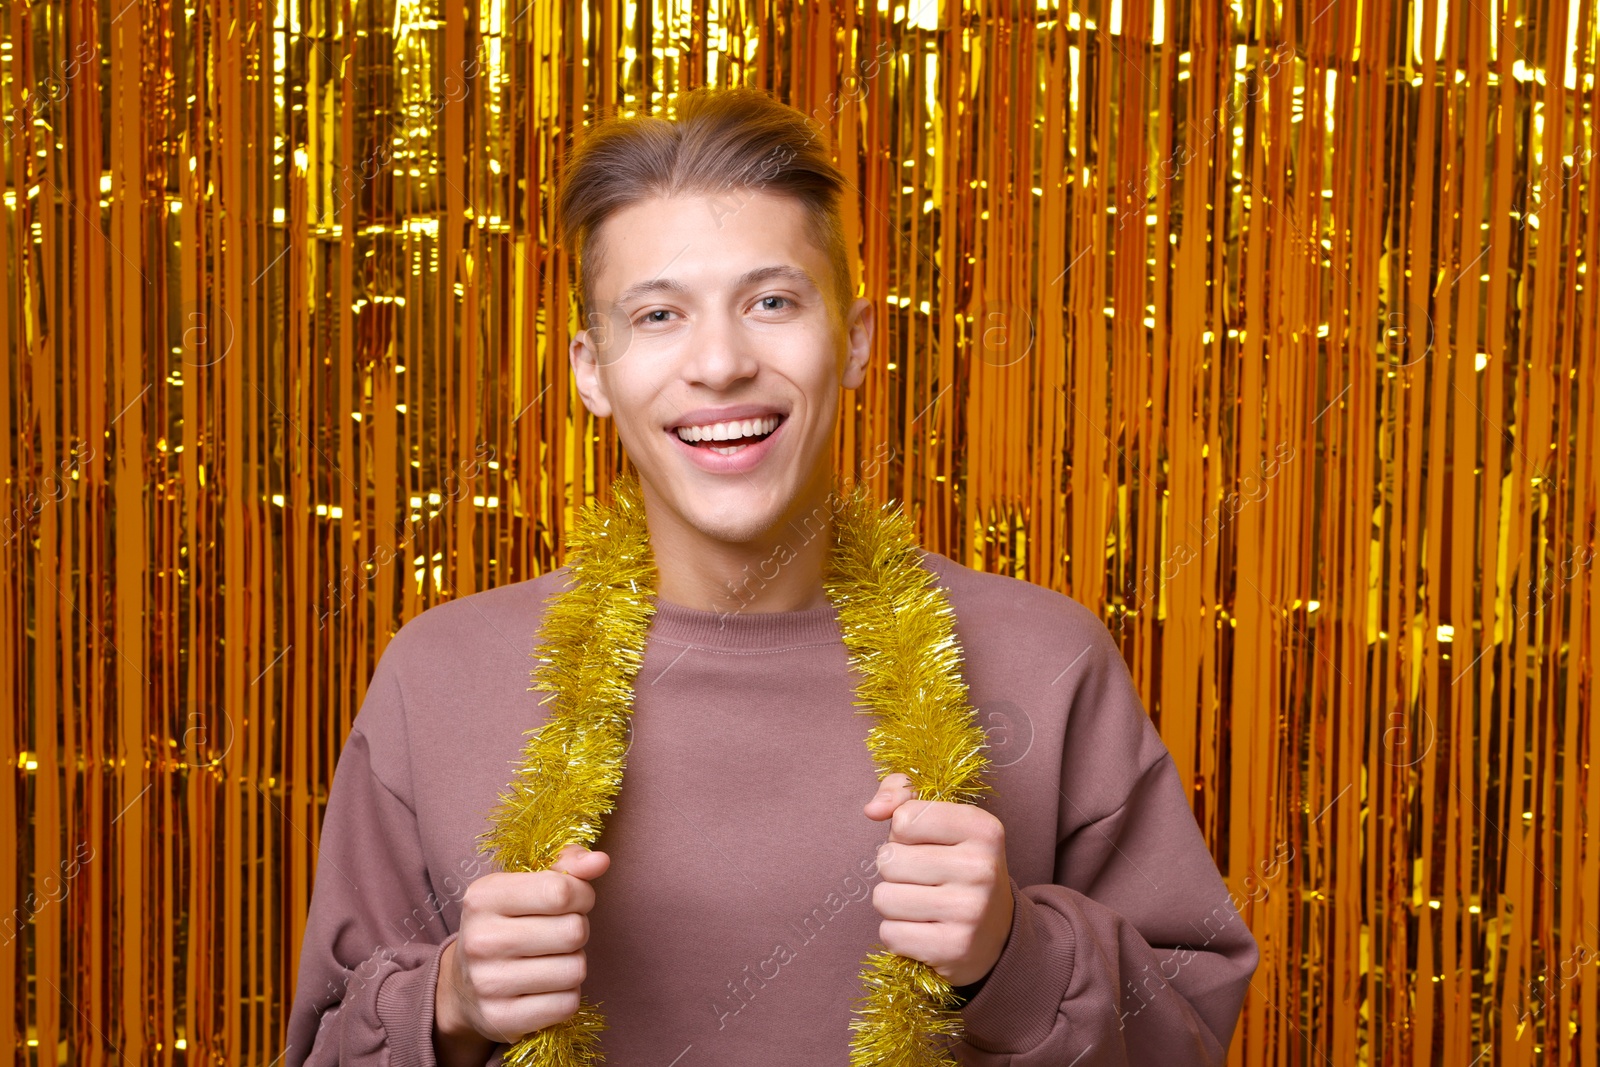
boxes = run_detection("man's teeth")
[673,414,782,444]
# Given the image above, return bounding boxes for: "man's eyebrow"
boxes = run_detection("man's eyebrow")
[611,264,819,309]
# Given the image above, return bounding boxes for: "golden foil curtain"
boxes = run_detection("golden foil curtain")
[1,0,1595,1063]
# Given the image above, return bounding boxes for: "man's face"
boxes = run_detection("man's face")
[569,190,873,548]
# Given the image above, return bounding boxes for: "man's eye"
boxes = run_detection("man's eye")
[636,309,674,325]
[756,296,793,312]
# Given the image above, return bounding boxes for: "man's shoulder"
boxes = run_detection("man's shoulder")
[915,547,1110,647]
[352,569,577,780]
[385,566,575,660]
[395,566,576,643]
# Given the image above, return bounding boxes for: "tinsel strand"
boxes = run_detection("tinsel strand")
[476,478,658,1067]
[825,482,994,1067]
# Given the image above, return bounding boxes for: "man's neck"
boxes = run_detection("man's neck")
[643,482,841,616]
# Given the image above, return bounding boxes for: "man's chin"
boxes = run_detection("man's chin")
[643,471,807,544]
[679,496,791,547]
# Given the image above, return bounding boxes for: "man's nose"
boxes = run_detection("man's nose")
[681,311,760,389]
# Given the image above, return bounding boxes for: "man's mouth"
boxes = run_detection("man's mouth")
[669,414,786,456]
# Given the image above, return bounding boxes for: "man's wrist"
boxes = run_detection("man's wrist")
[433,1026,495,1067]
[433,941,495,1067]
[951,968,992,1005]
[953,879,1018,1005]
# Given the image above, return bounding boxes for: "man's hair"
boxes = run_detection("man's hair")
[556,86,855,327]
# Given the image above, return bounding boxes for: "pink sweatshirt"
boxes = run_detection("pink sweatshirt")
[285,549,1258,1065]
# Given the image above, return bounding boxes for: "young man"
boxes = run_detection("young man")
[286,87,1258,1067]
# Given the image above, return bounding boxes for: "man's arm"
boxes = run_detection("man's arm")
[954,622,1260,1066]
[284,646,486,1067]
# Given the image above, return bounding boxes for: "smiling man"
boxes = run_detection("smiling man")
[286,87,1258,1067]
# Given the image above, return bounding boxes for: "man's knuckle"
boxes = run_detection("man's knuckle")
[962,854,994,884]
[484,1002,525,1041]
[474,961,510,998]
[559,912,588,949]
[532,872,567,912]
[458,928,491,963]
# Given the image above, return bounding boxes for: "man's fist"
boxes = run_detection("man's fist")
[433,844,609,1063]
[863,773,1013,988]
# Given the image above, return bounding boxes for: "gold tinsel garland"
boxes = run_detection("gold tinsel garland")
[477,472,994,1066]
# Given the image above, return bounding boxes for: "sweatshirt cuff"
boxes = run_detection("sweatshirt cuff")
[957,877,1077,1054]
[375,931,459,1067]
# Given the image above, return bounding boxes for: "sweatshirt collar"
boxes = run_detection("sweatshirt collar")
[646,591,843,650]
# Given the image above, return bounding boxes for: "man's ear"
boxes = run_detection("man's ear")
[570,324,613,419]
[840,297,875,390]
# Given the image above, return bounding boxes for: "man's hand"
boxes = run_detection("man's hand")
[863,773,1014,989]
[433,844,610,1066]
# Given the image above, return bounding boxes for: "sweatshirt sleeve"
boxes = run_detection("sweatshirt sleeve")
[284,644,462,1067]
[953,617,1260,1066]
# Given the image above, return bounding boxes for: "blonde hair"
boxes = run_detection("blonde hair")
[556,86,855,324]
